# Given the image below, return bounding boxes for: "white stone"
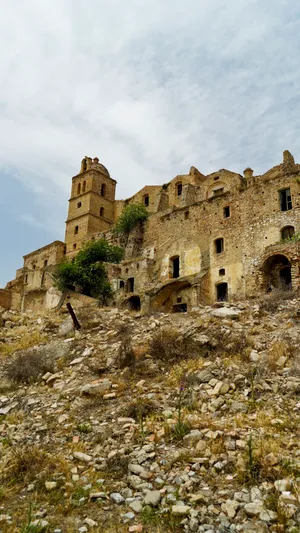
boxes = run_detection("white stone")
[144,490,161,506]
[171,505,191,515]
[73,451,92,463]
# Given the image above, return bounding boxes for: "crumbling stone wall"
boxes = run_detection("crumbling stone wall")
[5,151,300,312]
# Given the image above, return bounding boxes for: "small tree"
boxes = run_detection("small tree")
[53,239,123,300]
[113,203,149,236]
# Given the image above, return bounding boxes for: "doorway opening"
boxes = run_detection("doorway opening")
[216,282,228,301]
[126,295,141,311]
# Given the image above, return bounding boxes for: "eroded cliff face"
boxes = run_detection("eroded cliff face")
[0,293,300,532]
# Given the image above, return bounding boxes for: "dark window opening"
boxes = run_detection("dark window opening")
[119,280,125,289]
[33,264,36,270]
[82,180,86,193]
[177,297,182,303]
[279,188,292,211]
[101,183,106,197]
[281,226,295,240]
[215,238,224,254]
[213,188,224,195]
[217,282,228,301]
[25,274,28,284]
[219,268,225,276]
[184,211,189,220]
[77,202,82,208]
[173,303,187,313]
[127,277,135,293]
[280,266,292,288]
[74,226,79,235]
[77,183,81,195]
[100,207,104,217]
[144,194,149,206]
[73,243,77,250]
[170,256,180,278]
[44,260,48,268]
[224,206,230,218]
[176,183,183,196]
[214,176,219,181]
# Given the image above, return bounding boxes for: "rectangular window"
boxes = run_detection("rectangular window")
[279,188,292,211]
[223,206,230,218]
[215,238,224,254]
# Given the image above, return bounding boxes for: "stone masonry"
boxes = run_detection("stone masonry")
[3,151,300,312]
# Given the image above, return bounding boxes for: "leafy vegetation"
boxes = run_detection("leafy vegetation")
[53,239,123,299]
[113,203,149,236]
[280,231,300,243]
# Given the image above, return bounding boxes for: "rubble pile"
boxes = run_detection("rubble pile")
[0,298,300,532]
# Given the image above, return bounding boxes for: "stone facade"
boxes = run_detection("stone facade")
[4,151,300,313]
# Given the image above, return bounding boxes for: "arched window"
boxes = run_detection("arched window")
[100,207,104,217]
[144,194,149,206]
[82,180,86,193]
[176,182,183,197]
[77,183,81,195]
[281,226,295,240]
[101,183,106,197]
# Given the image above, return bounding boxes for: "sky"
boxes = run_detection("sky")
[1,0,300,286]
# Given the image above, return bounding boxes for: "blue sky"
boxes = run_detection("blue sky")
[1,0,300,286]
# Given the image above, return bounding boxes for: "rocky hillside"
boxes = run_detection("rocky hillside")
[0,295,300,533]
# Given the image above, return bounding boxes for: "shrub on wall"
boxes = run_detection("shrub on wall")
[113,203,149,236]
[53,239,123,299]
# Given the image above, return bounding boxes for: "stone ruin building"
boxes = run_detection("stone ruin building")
[1,150,300,313]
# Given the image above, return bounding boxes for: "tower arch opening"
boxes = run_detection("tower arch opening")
[262,254,292,291]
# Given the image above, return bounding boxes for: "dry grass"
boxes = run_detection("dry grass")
[115,335,136,369]
[0,331,47,357]
[167,358,205,386]
[149,328,201,364]
[121,397,160,419]
[3,445,61,485]
[267,339,297,372]
[3,348,54,384]
[259,289,296,313]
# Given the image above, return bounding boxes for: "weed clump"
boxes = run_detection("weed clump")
[149,328,200,363]
[4,348,54,384]
[259,289,296,313]
[3,445,58,485]
[116,335,136,369]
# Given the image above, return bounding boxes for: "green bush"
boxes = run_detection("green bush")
[53,239,123,299]
[113,203,149,236]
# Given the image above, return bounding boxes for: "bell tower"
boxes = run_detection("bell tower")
[65,157,116,255]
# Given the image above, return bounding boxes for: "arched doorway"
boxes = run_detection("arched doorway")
[125,295,141,311]
[262,254,292,291]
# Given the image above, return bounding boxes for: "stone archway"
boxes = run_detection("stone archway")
[123,295,141,311]
[262,254,292,291]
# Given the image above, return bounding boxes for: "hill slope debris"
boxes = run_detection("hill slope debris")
[0,298,300,532]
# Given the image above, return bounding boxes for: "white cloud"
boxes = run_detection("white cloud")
[0,0,300,283]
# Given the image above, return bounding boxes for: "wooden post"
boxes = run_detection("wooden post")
[66,302,81,330]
